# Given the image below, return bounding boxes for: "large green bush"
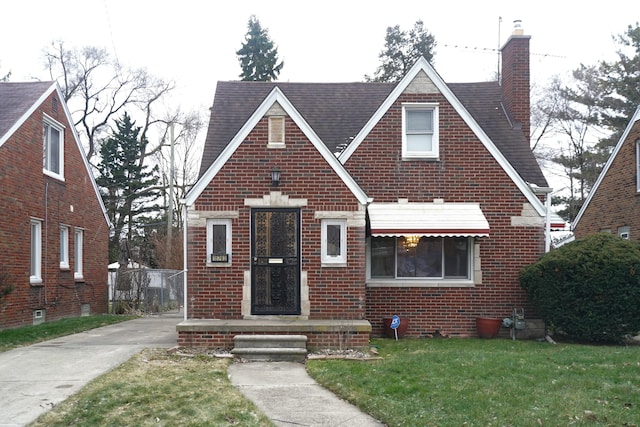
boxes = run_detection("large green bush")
[520,233,640,343]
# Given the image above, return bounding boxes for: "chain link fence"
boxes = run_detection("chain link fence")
[108,266,183,314]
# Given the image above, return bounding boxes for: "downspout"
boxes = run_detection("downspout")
[531,185,553,253]
[181,201,188,321]
[545,191,551,253]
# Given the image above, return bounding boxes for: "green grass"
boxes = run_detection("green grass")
[0,314,136,352]
[307,338,640,426]
[30,349,274,427]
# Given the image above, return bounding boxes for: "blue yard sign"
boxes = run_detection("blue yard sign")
[390,315,401,340]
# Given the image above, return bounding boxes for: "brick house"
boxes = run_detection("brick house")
[573,107,640,240]
[0,81,110,329]
[177,26,553,349]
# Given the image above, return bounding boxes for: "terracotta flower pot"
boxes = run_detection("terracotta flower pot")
[476,317,501,338]
[383,317,409,338]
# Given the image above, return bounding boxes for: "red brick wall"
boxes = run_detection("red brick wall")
[0,90,109,329]
[501,34,531,142]
[574,120,640,239]
[188,116,366,320]
[177,330,370,351]
[345,92,545,337]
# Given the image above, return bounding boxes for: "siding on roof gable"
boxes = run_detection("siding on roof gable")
[266,102,287,116]
[404,70,439,94]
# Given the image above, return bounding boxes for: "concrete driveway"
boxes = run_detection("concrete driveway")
[0,311,182,427]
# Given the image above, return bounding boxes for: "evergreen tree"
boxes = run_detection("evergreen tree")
[236,15,284,81]
[366,20,437,83]
[96,112,162,262]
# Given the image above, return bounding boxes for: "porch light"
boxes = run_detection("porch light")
[270,166,281,187]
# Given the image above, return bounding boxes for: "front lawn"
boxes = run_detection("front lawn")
[307,338,640,426]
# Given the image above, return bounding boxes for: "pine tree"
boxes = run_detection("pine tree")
[366,20,437,83]
[236,15,284,81]
[96,112,161,262]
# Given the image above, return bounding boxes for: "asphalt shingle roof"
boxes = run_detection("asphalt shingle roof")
[0,81,55,140]
[198,79,548,187]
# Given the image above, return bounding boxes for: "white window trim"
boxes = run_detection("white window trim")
[321,219,347,266]
[60,226,69,269]
[74,228,84,280]
[636,139,640,192]
[402,103,439,160]
[30,219,42,285]
[206,218,232,267]
[618,226,630,240]
[268,116,285,148]
[365,237,476,288]
[43,114,65,180]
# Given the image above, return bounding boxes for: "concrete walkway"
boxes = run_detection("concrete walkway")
[0,312,385,427]
[229,362,385,426]
[0,311,181,427]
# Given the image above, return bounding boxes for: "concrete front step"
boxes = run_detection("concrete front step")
[231,335,308,362]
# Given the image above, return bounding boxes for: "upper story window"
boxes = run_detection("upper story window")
[206,218,232,266]
[402,103,439,159]
[43,115,64,179]
[321,219,347,265]
[268,116,285,147]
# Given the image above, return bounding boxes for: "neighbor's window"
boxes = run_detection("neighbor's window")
[370,236,470,279]
[321,219,347,265]
[268,116,285,147]
[30,219,42,284]
[402,103,439,159]
[43,116,64,178]
[618,226,630,240]
[636,139,640,192]
[74,228,84,279]
[60,226,69,269]
[206,218,232,265]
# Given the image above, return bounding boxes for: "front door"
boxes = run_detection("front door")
[251,208,301,315]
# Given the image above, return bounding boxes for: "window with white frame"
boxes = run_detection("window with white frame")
[268,116,285,147]
[74,228,83,279]
[370,236,471,280]
[636,139,640,192]
[402,103,439,159]
[321,219,347,265]
[60,226,69,269]
[618,226,630,240]
[206,218,232,265]
[43,116,64,178]
[30,220,42,284]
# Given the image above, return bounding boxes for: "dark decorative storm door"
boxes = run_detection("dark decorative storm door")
[251,208,301,315]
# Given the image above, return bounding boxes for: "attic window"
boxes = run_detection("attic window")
[402,103,439,159]
[268,116,285,147]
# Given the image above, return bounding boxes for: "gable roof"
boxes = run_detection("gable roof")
[0,81,56,148]
[0,81,111,227]
[186,86,371,206]
[197,81,395,178]
[572,106,640,228]
[195,58,549,214]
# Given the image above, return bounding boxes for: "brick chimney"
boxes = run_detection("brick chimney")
[500,20,531,142]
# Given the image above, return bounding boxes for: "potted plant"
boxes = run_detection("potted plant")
[476,316,501,338]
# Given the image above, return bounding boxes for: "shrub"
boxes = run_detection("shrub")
[519,233,640,343]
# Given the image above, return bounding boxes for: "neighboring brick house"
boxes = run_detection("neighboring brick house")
[0,81,110,329]
[573,107,640,240]
[178,26,553,349]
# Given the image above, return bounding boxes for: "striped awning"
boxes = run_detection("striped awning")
[368,202,490,237]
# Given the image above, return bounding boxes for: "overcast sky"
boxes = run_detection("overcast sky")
[2,0,635,113]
